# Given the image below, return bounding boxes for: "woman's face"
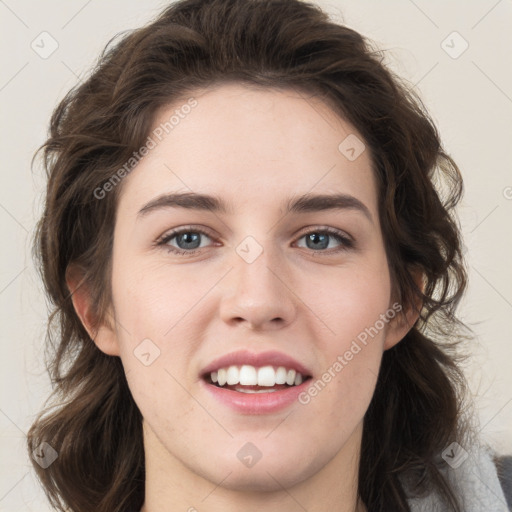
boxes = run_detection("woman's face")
[99,83,410,494]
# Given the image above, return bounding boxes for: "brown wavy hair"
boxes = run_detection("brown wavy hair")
[27,0,474,510]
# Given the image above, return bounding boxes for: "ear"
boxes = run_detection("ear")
[65,264,120,356]
[383,269,424,350]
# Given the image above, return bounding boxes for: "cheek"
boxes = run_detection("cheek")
[110,257,203,383]
[308,259,392,350]
[112,255,206,335]
[112,263,200,434]
[300,259,391,407]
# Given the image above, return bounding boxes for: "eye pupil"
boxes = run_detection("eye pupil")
[177,232,201,249]
[306,233,329,250]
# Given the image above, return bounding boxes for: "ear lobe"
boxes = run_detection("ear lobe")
[65,264,120,357]
[382,302,420,350]
[383,269,425,351]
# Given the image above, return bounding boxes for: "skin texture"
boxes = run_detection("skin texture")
[69,83,418,512]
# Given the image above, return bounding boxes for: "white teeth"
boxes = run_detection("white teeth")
[209,364,307,388]
[257,366,276,386]
[226,366,239,385]
[239,365,258,385]
[217,368,227,386]
[286,369,296,386]
[275,366,287,384]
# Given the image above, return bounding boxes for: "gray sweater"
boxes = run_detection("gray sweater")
[407,445,509,511]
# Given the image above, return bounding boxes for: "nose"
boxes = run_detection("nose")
[218,242,297,331]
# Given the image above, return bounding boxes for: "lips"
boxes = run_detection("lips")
[200,349,312,379]
[200,349,312,407]
[199,350,313,413]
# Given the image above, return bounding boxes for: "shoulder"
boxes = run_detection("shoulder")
[495,454,512,510]
[407,443,510,512]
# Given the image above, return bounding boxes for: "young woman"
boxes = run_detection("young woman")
[27,0,509,511]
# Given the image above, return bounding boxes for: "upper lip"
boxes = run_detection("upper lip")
[200,350,312,377]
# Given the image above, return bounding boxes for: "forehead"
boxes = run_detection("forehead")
[117,83,378,218]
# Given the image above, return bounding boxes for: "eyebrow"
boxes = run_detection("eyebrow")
[137,191,373,223]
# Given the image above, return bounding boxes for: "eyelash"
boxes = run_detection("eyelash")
[155,225,354,256]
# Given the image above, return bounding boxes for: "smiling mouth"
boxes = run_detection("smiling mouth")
[204,364,312,393]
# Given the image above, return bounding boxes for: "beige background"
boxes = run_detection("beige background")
[1,0,511,510]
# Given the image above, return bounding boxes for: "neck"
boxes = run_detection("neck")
[140,421,367,512]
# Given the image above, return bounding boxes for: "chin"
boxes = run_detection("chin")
[195,449,329,493]
[210,465,311,493]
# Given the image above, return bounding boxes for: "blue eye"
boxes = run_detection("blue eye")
[296,230,353,251]
[158,228,213,255]
[156,226,353,256]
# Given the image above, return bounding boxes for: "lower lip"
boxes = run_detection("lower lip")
[201,379,311,414]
